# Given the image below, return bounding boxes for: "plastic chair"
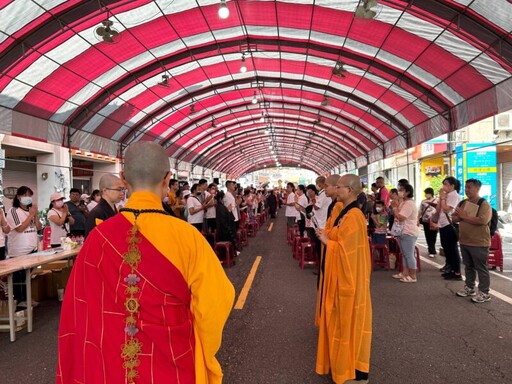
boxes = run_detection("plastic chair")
[214,241,235,267]
[370,243,390,269]
[42,226,52,250]
[247,220,259,237]
[488,233,503,272]
[299,241,317,269]
[293,237,311,260]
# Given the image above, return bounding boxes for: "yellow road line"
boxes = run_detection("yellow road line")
[268,222,274,232]
[234,256,262,310]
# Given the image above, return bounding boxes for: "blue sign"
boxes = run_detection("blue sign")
[455,143,497,208]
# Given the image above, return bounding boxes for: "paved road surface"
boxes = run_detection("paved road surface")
[1,211,511,383]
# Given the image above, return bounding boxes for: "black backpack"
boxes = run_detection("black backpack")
[460,198,498,237]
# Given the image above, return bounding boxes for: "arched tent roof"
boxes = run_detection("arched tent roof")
[0,0,511,177]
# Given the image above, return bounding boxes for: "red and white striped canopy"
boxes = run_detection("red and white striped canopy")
[1,0,511,176]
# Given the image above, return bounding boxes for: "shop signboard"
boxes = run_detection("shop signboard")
[455,143,497,208]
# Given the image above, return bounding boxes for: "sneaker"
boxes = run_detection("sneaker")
[471,292,491,303]
[439,265,451,273]
[456,286,476,297]
[400,276,417,283]
[236,251,241,256]
[428,254,436,258]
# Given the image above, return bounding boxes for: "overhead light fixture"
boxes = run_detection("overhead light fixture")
[251,91,258,104]
[218,0,229,19]
[240,55,247,73]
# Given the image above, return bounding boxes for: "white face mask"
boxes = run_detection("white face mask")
[54,200,64,208]
[20,196,32,206]
[376,207,383,213]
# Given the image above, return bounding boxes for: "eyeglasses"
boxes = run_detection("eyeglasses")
[106,188,127,192]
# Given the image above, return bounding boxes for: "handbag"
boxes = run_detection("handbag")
[391,221,404,237]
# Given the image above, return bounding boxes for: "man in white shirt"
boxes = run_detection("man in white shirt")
[187,183,205,232]
[223,181,239,227]
[285,182,297,229]
[313,176,329,230]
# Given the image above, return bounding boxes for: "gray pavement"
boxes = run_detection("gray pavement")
[1,211,512,383]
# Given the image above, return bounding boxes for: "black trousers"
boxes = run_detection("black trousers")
[422,221,438,255]
[439,225,461,273]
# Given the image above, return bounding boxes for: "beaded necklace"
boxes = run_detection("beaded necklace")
[118,208,170,383]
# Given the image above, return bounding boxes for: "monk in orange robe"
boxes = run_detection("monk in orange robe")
[56,141,235,384]
[315,174,343,327]
[315,174,372,384]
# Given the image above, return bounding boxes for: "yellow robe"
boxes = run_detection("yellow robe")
[316,204,372,383]
[315,202,344,327]
[122,192,235,384]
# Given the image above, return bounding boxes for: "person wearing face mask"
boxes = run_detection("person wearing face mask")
[6,186,43,307]
[370,200,388,245]
[48,193,75,247]
[56,141,234,384]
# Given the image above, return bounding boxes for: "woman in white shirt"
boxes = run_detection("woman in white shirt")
[0,208,11,260]
[391,184,419,283]
[47,192,75,248]
[187,183,205,232]
[6,186,43,306]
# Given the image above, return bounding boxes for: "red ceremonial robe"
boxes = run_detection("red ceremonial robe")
[56,214,195,383]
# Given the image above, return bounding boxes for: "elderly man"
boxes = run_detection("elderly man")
[84,174,125,237]
[57,142,235,384]
[316,174,372,384]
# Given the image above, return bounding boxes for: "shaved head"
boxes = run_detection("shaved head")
[342,174,363,193]
[99,174,121,191]
[123,142,170,189]
[325,174,341,186]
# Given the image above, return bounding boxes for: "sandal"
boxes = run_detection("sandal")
[400,276,417,283]
[392,273,404,279]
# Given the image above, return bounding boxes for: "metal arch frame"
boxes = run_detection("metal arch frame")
[180,122,363,170]
[196,133,344,175]
[2,1,509,80]
[197,132,351,168]
[66,36,449,134]
[170,107,377,162]
[124,75,411,147]
[200,136,341,173]
[156,93,392,159]
[216,146,332,177]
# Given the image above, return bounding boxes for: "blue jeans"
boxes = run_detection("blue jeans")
[398,234,418,270]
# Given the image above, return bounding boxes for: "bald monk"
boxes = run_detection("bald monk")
[84,173,125,237]
[57,142,235,384]
[315,174,372,384]
[315,174,343,326]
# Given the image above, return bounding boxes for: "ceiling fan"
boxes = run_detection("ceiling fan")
[332,61,348,77]
[158,74,170,87]
[94,19,120,43]
[355,0,380,19]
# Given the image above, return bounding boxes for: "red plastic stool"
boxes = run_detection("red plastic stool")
[214,241,235,267]
[370,243,390,269]
[293,237,310,260]
[299,242,317,269]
